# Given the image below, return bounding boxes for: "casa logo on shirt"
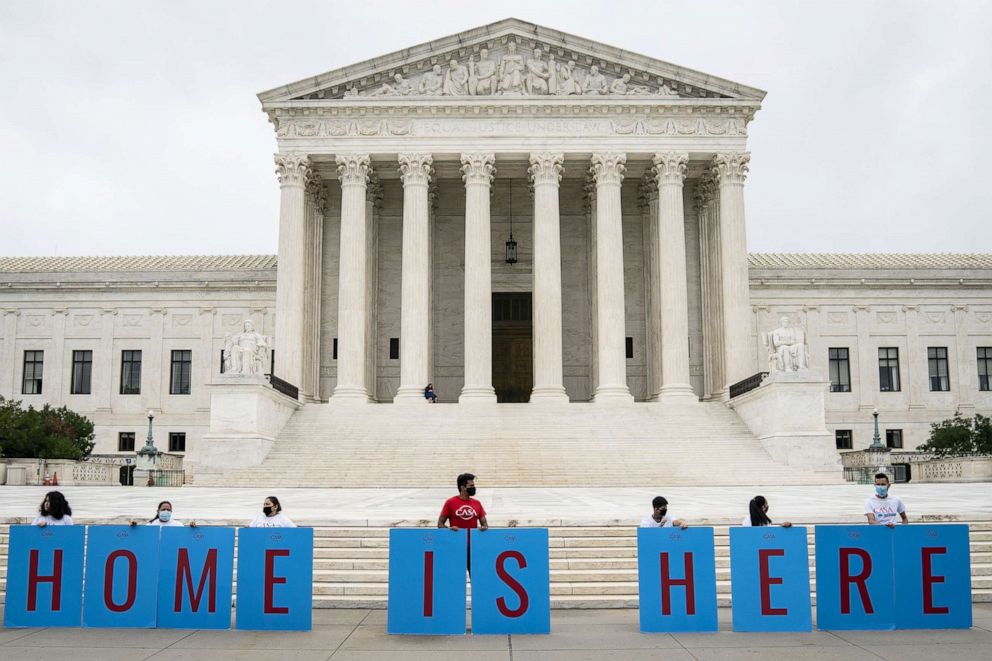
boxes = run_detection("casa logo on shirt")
[455,505,477,520]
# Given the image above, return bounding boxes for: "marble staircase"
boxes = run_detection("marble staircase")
[199,401,841,487]
[1,522,989,608]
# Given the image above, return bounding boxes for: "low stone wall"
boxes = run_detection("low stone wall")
[1,454,185,486]
[841,449,992,483]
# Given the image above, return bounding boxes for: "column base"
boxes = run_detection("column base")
[593,385,635,403]
[530,386,569,403]
[657,384,698,403]
[459,386,497,404]
[394,385,432,404]
[331,385,370,402]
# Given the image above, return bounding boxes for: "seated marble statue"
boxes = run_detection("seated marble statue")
[659,81,680,97]
[498,42,526,95]
[582,65,608,95]
[224,319,270,376]
[370,73,414,96]
[443,59,469,95]
[419,64,444,96]
[525,48,551,95]
[556,60,582,95]
[610,73,653,95]
[766,316,809,372]
[469,49,497,95]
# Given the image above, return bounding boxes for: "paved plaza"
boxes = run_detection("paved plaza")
[0,605,990,660]
[1,483,991,526]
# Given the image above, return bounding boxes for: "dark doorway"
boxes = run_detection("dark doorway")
[492,292,533,402]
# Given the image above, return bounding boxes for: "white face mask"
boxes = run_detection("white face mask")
[158,510,172,522]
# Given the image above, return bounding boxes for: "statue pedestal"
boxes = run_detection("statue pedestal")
[198,375,301,475]
[729,371,841,472]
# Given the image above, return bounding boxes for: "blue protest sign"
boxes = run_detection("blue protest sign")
[470,528,551,634]
[83,526,161,628]
[3,525,85,628]
[814,525,895,630]
[157,527,235,629]
[894,524,972,629]
[387,528,467,635]
[235,527,313,630]
[637,527,718,633]
[729,526,812,632]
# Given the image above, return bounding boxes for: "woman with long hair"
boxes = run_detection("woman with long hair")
[32,490,73,527]
[130,500,195,527]
[249,495,296,528]
[742,495,792,527]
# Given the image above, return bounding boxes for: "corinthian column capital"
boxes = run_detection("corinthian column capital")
[638,172,659,212]
[398,153,434,187]
[589,152,626,186]
[366,173,383,209]
[528,152,564,187]
[336,153,372,186]
[711,152,750,185]
[460,152,496,186]
[274,153,311,187]
[694,172,717,208]
[652,152,689,186]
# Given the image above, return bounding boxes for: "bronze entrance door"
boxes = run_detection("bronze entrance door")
[492,292,533,402]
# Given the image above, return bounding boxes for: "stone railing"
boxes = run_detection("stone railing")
[1,453,185,486]
[840,449,992,483]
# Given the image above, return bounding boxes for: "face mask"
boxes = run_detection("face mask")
[263,506,274,516]
[658,508,668,517]
[158,510,172,522]
[466,487,477,497]
[875,485,889,497]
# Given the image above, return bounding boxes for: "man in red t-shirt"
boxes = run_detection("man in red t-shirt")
[438,472,488,574]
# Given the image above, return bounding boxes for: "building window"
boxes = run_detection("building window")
[70,350,93,395]
[828,348,851,392]
[170,349,192,395]
[625,337,634,359]
[978,347,991,392]
[118,432,135,452]
[389,338,399,360]
[21,350,44,395]
[928,346,950,391]
[120,350,142,395]
[835,429,853,450]
[878,347,901,392]
[168,432,186,453]
[332,338,338,360]
[886,429,904,449]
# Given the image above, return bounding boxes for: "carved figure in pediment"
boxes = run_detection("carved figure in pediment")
[343,86,362,97]
[556,60,582,95]
[370,73,414,97]
[611,73,653,96]
[524,48,552,95]
[420,64,444,96]
[659,82,680,97]
[582,65,608,95]
[497,42,526,95]
[469,48,497,95]
[443,59,469,96]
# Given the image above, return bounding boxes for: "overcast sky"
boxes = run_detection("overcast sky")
[1,1,990,257]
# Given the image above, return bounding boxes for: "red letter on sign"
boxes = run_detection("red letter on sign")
[921,547,949,615]
[175,548,218,613]
[660,552,696,616]
[839,548,874,615]
[27,549,63,612]
[263,549,290,615]
[496,550,529,618]
[104,550,138,613]
[423,551,434,617]
[759,549,787,616]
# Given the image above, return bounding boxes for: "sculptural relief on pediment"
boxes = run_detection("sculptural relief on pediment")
[295,39,722,101]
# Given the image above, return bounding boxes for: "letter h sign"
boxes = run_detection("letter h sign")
[637,527,718,632]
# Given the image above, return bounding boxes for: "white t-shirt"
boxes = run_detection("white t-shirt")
[32,515,73,526]
[149,518,184,527]
[640,514,676,528]
[864,495,905,525]
[249,513,296,528]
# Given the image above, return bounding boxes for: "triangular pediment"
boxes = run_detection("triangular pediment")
[258,18,765,104]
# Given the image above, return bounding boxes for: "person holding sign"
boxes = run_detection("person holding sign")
[742,495,792,528]
[32,490,73,527]
[249,496,296,527]
[130,500,196,527]
[438,472,488,573]
[864,473,908,527]
[640,496,687,529]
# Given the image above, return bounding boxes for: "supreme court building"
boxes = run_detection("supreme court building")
[2,19,991,485]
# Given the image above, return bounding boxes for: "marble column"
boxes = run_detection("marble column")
[395,153,434,402]
[712,152,753,390]
[639,174,662,401]
[300,176,320,400]
[49,309,67,405]
[584,179,599,395]
[529,152,569,402]
[1,310,19,397]
[364,179,381,402]
[696,175,724,399]
[654,152,695,401]
[459,152,497,402]
[273,153,311,390]
[332,153,372,400]
[590,153,633,402]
